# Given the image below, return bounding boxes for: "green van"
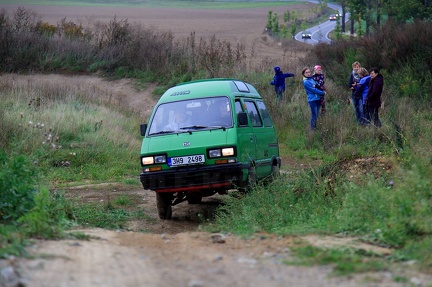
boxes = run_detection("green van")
[139,79,281,219]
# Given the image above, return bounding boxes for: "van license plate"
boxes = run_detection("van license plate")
[168,154,205,166]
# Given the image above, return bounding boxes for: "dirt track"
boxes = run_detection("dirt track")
[1,4,431,287]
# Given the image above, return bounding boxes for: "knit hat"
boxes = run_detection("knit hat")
[274,66,281,72]
[314,65,322,71]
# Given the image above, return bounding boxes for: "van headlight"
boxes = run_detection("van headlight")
[222,147,235,156]
[141,155,167,165]
[208,147,235,158]
[208,149,221,158]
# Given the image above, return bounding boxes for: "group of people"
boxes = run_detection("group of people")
[348,62,384,127]
[271,62,384,131]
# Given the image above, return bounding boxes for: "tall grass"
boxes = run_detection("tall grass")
[0,7,248,87]
[0,75,148,256]
[0,75,141,184]
[210,156,432,270]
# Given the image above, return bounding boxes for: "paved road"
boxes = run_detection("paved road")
[294,1,349,45]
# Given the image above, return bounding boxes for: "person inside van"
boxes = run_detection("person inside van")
[165,109,191,130]
[218,101,232,127]
[209,100,232,127]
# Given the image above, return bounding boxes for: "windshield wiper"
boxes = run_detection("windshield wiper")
[150,125,223,135]
[208,126,227,131]
[180,125,208,130]
[149,130,175,135]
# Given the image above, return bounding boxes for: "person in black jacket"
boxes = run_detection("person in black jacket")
[270,66,295,101]
[365,67,384,127]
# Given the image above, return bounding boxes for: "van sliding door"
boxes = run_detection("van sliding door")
[235,100,256,173]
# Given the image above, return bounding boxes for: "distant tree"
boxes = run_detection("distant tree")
[340,0,347,33]
[290,16,298,38]
[344,0,431,37]
[280,25,289,38]
[383,0,432,23]
[300,21,307,34]
[364,0,372,35]
[356,13,364,36]
[271,12,279,34]
[346,0,364,35]
[283,10,290,23]
[334,16,342,40]
[266,11,273,30]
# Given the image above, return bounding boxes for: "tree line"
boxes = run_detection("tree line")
[336,0,431,35]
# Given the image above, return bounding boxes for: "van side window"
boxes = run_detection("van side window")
[244,101,263,127]
[234,100,243,115]
[256,100,273,127]
[234,100,245,127]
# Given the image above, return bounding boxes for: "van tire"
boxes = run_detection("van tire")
[187,196,202,204]
[156,192,173,219]
[239,166,256,193]
[271,164,280,181]
[248,167,256,186]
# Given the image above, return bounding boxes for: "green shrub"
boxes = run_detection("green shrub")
[0,225,29,258]
[18,188,67,238]
[335,181,392,234]
[0,152,38,222]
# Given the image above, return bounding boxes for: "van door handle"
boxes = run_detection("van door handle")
[249,135,254,142]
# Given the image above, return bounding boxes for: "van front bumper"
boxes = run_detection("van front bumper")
[140,163,247,192]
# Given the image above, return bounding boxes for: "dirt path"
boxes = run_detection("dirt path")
[9,183,413,287]
[14,228,406,287]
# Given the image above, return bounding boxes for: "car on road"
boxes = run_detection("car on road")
[301,30,312,39]
[329,14,338,21]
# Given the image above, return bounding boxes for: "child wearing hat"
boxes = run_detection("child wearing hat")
[270,66,295,101]
[312,65,326,114]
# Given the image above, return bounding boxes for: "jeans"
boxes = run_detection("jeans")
[352,96,364,124]
[363,104,371,124]
[276,87,284,101]
[308,100,321,130]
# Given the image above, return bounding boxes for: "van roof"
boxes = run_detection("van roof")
[158,78,261,103]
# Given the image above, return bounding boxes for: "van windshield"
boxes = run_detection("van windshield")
[148,97,233,135]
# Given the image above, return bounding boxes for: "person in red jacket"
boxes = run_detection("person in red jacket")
[365,67,384,127]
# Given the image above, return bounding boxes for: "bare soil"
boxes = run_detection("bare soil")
[1,4,431,287]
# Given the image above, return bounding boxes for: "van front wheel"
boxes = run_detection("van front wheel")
[248,167,256,186]
[187,196,202,204]
[239,166,256,193]
[271,164,280,181]
[156,192,173,219]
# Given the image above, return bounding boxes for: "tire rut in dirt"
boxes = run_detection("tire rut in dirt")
[156,192,173,220]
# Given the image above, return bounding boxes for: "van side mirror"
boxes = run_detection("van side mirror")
[140,123,147,136]
[237,112,248,126]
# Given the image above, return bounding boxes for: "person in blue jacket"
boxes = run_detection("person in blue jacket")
[353,67,371,125]
[302,67,326,130]
[270,66,295,101]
